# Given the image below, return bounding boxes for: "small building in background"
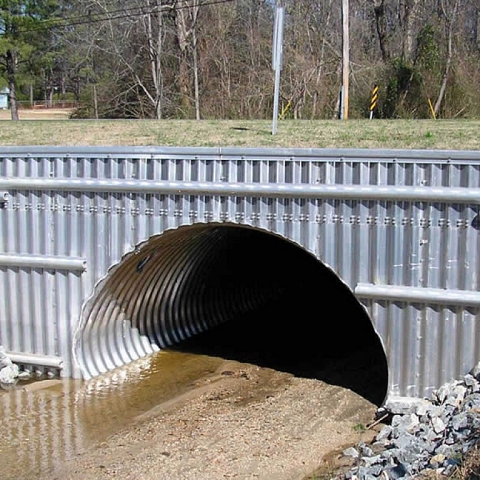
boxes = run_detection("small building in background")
[0,88,9,109]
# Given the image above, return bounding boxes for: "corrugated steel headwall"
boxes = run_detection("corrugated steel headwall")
[1,146,480,403]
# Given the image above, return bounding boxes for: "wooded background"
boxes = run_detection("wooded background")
[1,0,479,120]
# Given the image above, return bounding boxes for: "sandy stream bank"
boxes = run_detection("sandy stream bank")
[23,360,381,480]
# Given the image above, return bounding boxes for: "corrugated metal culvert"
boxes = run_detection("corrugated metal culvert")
[1,146,480,407]
[75,223,386,387]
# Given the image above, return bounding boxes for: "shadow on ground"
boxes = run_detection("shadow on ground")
[171,283,388,407]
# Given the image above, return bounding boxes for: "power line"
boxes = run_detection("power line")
[11,0,236,35]
[24,0,235,33]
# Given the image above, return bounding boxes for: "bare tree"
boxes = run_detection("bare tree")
[198,4,235,116]
[198,0,272,118]
[174,0,200,119]
[77,0,172,119]
[53,0,480,119]
[281,0,342,119]
[141,0,166,119]
[434,0,459,116]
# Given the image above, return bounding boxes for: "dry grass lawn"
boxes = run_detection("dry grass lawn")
[0,108,478,150]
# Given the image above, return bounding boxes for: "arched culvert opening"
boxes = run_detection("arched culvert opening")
[75,223,388,406]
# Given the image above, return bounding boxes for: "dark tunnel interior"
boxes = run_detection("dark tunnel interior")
[160,225,389,406]
[80,223,388,406]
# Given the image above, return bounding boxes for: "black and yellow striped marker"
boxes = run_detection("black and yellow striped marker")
[369,85,379,119]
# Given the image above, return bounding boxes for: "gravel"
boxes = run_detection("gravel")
[337,363,480,479]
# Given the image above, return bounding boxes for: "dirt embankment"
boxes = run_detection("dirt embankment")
[34,360,381,480]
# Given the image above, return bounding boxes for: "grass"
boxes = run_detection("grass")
[0,109,478,150]
[352,423,366,433]
[454,447,480,479]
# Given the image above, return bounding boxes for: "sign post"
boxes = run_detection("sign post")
[369,85,379,120]
[341,0,349,120]
[272,6,284,135]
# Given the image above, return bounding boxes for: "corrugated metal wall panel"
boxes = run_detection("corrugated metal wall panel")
[1,146,479,403]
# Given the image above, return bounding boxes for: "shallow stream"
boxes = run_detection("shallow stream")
[0,351,223,480]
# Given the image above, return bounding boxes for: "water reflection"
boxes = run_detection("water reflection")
[0,351,223,480]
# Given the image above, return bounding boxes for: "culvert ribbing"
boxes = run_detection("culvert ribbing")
[74,223,385,385]
[75,224,291,378]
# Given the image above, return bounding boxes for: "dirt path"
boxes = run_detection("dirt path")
[0,107,72,120]
[32,360,380,480]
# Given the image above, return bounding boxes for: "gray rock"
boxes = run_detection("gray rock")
[426,405,444,419]
[463,374,479,390]
[433,384,450,404]
[469,362,480,380]
[0,363,19,384]
[376,425,393,442]
[394,432,417,451]
[415,402,432,417]
[364,469,383,478]
[341,366,480,480]
[343,447,360,458]
[0,346,13,370]
[0,358,12,370]
[445,385,467,407]
[451,412,469,431]
[424,438,440,453]
[355,467,379,479]
[431,417,446,434]
[359,443,374,457]
[463,393,480,409]
[361,455,382,467]
[384,397,431,415]
[386,461,410,479]
[392,413,419,433]
[17,371,32,381]
[434,444,455,457]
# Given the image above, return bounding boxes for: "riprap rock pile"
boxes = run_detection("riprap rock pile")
[341,365,480,479]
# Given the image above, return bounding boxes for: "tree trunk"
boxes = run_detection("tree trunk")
[191,1,200,120]
[93,84,99,119]
[175,0,192,115]
[311,6,332,119]
[372,0,389,62]
[48,87,54,108]
[6,50,19,120]
[400,0,419,63]
[192,27,200,120]
[145,3,164,119]
[476,6,480,49]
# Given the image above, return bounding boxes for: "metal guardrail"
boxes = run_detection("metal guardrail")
[0,253,86,271]
[2,177,480,203]
[5,351,63,370]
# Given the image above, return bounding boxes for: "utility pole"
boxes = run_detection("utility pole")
[341,0,349,120]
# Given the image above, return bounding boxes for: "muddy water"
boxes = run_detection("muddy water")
[0,351,224,480]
